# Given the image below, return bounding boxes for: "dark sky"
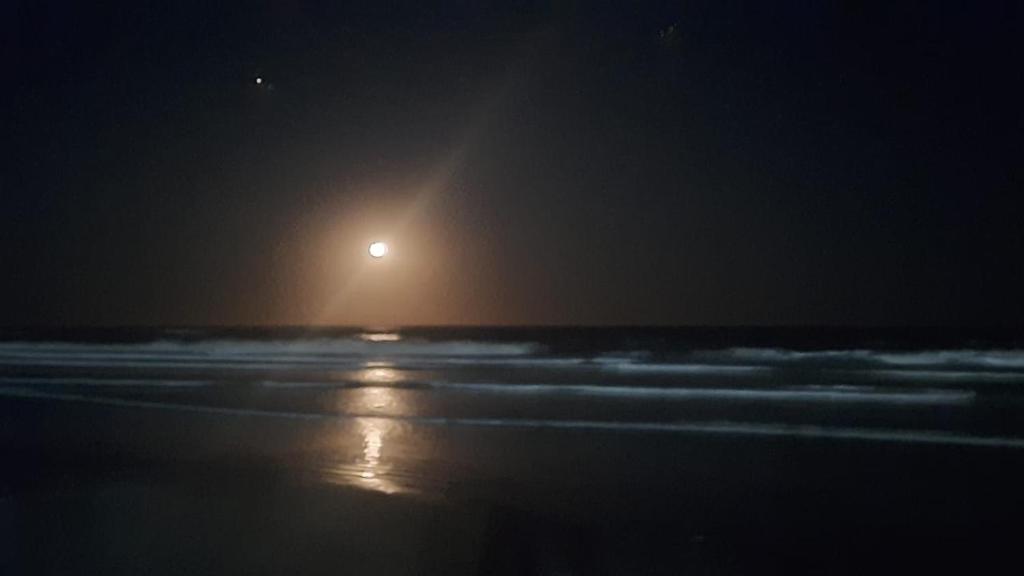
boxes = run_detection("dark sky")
[2,1,1022,326]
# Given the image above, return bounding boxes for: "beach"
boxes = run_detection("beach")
[3,328,1024,574]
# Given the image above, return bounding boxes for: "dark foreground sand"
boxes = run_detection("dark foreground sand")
[3,395,1024,575]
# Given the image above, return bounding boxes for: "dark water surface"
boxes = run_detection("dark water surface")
[2,327,1024,574]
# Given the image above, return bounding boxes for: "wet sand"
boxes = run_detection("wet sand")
[3,394,1024,575]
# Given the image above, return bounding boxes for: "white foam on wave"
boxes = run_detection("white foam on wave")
[431,357,587,367]
[0,356,369,370]
[0,387,1017,448]
[0,338,538,360]
[0,339,542,372]
[259,380,363,389]
[0,342,661,372]
[0,355,588,371]
[425,382,973,404]
[601,362,770,375]
[723,348,1024,370]
[6,341,1024,378]
[856,369,1024,382]
[874,350,1024,369]
[0,376,209,387]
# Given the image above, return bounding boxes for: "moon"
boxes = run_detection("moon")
[368,241,389,259]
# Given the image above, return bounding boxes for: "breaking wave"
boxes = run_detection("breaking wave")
[424,382,973,405]
[3,339,1024,383]
[720,348,1024,370]
[0,338,538,368]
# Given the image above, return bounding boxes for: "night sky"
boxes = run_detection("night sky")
[3,1,1022,326]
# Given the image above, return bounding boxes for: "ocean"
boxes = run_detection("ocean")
[2,327,1023,574]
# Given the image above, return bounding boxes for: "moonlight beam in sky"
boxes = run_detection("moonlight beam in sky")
[368,242,389,259]
[5,3,1020,327]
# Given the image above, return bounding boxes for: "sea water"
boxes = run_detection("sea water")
[3,327,1024,574]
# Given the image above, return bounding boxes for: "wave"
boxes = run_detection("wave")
[874,350,1024,369]
[0,355,588,371]
[0,387,1016,448]
[2,374,977,405]
[432,381,976,404]
[0,357,361,370]
[722,348,1024,370]
[599,362,770,375]
[424,382,972,404]
[0,339,542,372]
[856,369,1024,382]
[0,338,538,359]
[0,376,209,387]
[5,340,1024,379]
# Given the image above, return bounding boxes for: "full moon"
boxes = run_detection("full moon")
[368,241,389,258]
